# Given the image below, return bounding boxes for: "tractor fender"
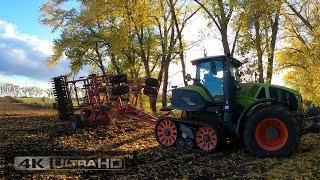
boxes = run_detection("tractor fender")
[236,98,276,134]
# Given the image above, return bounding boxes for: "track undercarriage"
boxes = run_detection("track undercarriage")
[155,116,225,152]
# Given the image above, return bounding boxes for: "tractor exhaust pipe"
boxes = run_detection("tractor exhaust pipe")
[223,53,236,122]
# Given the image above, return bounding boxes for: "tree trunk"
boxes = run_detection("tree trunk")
[266,10,280,84]
[221,28,230,55]
[94,42,106,75]
[162,60,170,107]
[169,0,188,86]
[218,0,230,55]
[180,51,187,86]
[176,23,187,86]
[110,54,121,74]
[134,26,156,112]
[99,61,106,75]
[254,19,264,83]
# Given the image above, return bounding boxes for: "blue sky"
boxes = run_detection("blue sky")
[0,1,284,89]
[0,0,75,88]
[0,0,57,40]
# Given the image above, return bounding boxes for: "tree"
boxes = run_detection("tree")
[276,0,320,105]
[169,0,200,86]
[40,0,201,111]
[236,0,282,83]
[194,0,240,55]
[40,0,116,75]
[45,88,54,98]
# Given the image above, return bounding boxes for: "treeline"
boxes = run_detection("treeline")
[40,0,320,108]
[0,82,53,98]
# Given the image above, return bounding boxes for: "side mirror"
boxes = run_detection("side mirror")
[185,73,192,81]
[210,61,217,75]
[254,72,258,82]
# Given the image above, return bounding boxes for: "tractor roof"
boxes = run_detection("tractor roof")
[190,55,242,67]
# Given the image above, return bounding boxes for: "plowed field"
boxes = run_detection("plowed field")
[1,97,320,179]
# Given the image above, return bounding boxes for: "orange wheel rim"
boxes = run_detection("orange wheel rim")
[156,120,177,146]
[195,126,217,151]
[255,118,288,151]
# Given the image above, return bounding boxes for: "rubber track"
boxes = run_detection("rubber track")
[157,116,220,153]
[52,76,73,120]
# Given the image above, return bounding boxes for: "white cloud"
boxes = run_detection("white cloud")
[0,20,16,37]
[0,20,53,55]
[0,20,69,88]
[9,48,27,60]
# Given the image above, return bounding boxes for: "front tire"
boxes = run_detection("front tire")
[244,105,300,158]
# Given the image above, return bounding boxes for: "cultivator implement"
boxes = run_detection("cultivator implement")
[52,74,160,129]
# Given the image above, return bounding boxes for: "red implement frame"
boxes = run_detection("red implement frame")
[63,74,159,125]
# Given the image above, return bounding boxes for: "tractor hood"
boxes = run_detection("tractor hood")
[162,85,212,111]
[236,83,303,112]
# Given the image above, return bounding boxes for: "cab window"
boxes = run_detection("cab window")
[196,61,224,102]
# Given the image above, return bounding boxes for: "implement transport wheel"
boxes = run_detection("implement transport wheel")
[112,85,130,96]
[109,74,128,84]
[195,126,218,152]
[145,77,159,87]
[69,114,83,130]
[143,87,158,98]
[244,105,300,158]
[155,119,178,146]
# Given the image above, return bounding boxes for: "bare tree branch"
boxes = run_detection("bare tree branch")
[193,0,221,32]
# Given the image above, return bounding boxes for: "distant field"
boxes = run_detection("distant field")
[16,97,168,114]
[16,97,55,107]
[16,97,81,107]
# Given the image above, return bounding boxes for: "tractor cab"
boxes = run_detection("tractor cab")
[191,56,241,103]
[166,55,241,115]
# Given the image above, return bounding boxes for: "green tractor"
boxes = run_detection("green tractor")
[156,55,320,157]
